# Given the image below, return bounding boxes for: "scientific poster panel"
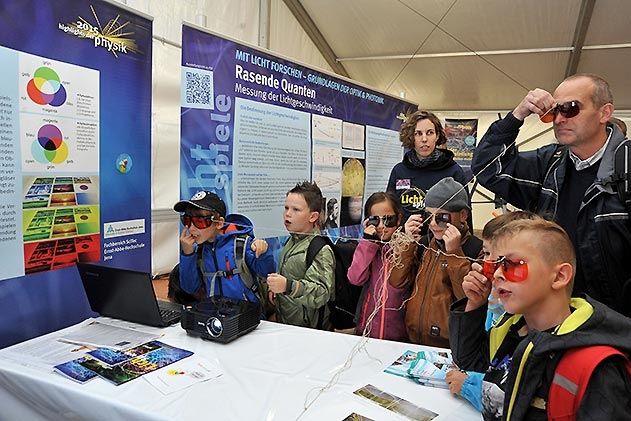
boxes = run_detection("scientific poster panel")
[445,118,478,168]
[180,25,415,240]
[0,0,152,347]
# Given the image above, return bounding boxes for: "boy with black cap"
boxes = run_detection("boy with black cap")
[390,177,482,347]
[173,191,275,304]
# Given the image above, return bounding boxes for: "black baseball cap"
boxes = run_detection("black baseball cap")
[173,191,227,217]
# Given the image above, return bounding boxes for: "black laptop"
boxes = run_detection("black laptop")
[77,263,182,327]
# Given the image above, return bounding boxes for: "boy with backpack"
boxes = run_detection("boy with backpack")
[174,191,275,304]
[267,181,335,329]
[450,218,631,420]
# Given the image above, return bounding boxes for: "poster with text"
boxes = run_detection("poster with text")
[445,118,478,168]
[0,2,151,278]
[180,24,415,240]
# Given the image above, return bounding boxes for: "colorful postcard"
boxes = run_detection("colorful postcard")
[54,357,98,383]
[88,348,132,366]
[76,341,193,386]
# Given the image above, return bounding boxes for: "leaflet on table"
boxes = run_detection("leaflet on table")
[341,413,375,421]
[353,384,438,421]
[54,341,193,385]
[57,320,161,350]
[143,356,222,395]
[384,350,455,389]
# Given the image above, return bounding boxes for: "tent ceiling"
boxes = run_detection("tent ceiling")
[298,0,631,110]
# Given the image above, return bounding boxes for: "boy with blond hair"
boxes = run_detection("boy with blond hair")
[449,218,631,420]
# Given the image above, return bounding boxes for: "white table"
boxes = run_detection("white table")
[0,319,481,421]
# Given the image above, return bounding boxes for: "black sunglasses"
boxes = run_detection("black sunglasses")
[432,212,451,227]
[367,214,398,228]
[540,101,580,123]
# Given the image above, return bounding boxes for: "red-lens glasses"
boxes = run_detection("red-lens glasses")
[180,214,214,229]
[540,101,580,123]
[481,256,529,282]
[367,214,398,228]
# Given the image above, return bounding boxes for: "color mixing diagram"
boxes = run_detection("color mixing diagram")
[26,66,67,107]
[32,124,69,164]
[22,176,100,274]
[19,51,100,173]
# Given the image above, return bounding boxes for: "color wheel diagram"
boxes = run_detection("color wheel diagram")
[26,66,67,107]
[22,176,100,274]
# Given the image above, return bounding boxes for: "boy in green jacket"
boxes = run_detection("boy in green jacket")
[267,181,335,329]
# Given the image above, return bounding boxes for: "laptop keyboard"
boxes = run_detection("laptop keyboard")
[159,308,181,322]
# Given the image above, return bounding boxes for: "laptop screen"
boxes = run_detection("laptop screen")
[77,263,164,326]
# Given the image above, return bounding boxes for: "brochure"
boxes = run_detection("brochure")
[54,357,98,383]
[58,320,160,350]
[384,350,456,389]
[55,340,193,386]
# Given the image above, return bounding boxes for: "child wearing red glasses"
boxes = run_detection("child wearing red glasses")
[445,211,540,412]
[449,218,631,421]
[173,191,275,304]
[390,177,482,347]
[347,192,409,341]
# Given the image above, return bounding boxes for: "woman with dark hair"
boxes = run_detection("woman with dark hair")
[387,110,468,223]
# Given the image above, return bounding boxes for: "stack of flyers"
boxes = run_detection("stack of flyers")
[384,350,456,389]
[54,341,193,385]
[407,351,455,388]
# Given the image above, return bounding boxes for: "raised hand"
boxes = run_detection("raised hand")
[462,262,492,311]
[180,228,196,255]
[251,238,269,258]
[442,223,462,253]
[512,88,555,121]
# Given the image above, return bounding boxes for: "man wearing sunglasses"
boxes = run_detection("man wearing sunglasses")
[472,74,631,317]
[173,191,275,305]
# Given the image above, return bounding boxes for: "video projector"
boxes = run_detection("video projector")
[180,296,261,343]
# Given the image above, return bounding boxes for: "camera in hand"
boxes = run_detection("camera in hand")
[180,297,261,343]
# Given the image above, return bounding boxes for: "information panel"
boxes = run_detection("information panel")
[181,24,416,238]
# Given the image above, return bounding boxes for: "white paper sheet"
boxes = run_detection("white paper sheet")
[143,356,222,395]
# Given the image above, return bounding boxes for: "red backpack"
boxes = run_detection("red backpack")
[548,345,631,420]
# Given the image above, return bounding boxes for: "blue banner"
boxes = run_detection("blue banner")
[0,0,152,347]
[181,25,416,240]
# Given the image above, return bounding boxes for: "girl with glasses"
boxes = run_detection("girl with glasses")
[347,192,409,341]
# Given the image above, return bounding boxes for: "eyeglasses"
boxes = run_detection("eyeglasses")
[367,214,398,228]
[540,101,580,123]
[181,214,215,229]
[481,256,529,283]
[424,211,451,228]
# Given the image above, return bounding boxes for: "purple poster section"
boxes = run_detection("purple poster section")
[180,25,416,246]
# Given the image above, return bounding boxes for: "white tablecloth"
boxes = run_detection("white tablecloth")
[0,319,481,421]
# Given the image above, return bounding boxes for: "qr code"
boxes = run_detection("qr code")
[185,71,212,106]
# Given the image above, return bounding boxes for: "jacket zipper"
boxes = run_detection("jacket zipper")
[419,248,440,343]
[379,259,389,340]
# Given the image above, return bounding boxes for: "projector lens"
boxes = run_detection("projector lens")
[206,317,223,337]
